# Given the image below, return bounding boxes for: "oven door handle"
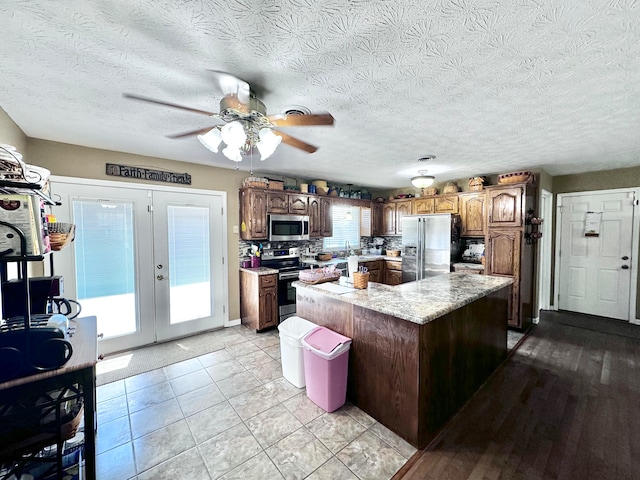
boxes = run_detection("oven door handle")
[279,272,301,280]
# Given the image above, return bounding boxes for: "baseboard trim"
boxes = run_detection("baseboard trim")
[225,318,241,327]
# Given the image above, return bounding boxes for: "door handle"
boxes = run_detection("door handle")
[156,274,169,280]
[622,256,629,260]
[621,265,629,270]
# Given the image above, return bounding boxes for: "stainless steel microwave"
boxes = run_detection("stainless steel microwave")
[268,214,310,241]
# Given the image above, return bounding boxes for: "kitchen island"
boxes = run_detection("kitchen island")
[294,272,513,448]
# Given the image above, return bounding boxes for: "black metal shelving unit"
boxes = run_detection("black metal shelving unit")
[0,184,85,480]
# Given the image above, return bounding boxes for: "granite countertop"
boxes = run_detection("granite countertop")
[239,266,279,275]
[293,272,513,325]
[452,262,484,270]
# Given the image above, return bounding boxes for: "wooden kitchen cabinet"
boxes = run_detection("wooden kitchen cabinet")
[413,197,435,214]
[486,186,523,228]
[360,259,383,283]
[267,192,309,215]
[434,195,459,214]
[459,192,486,237]
[382,199,411,235]
[239,188,268,240]
[320,197,333,237]
[240,271,278,331]
[371,202,384,236]
[395,200,412,235]
[385,259,403,285]
[484,183,536,330]
[382,203,396,235]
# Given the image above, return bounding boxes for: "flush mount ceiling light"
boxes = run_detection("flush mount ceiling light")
[411,155,436,188]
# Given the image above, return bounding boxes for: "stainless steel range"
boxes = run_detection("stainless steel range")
[260,247,306,323]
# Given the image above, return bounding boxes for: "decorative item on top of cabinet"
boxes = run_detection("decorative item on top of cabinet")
[434,195,459,214]
[239,188,268,240]
[459,193,486,237]
[468,176,487,191]
[240,271,278,331]
[443,182,460,193]
[413,197,435,214]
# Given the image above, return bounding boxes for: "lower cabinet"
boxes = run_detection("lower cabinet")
[240,271,278,331]
[360,260,383,283]
[385,260,403,285]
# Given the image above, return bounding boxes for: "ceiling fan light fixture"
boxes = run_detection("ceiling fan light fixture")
[197,128,222,153]
[221,121,247,148]
[222,145,243,162]
[257,128,282,160]
[411,171,435,189]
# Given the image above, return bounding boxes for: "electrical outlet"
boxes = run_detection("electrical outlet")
[233,225,239,234]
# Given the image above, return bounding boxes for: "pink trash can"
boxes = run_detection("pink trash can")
[301,327,352,412]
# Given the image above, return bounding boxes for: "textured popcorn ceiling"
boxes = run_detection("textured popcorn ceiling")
[0,0,639,188]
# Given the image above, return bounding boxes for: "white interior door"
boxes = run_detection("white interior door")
[557,191,635,320]
[50,177,227,355]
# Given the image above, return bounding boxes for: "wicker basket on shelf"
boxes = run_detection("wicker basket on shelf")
[352,271,369,289]
[47,223,75,251]
[386,250,401,257]
[498,171,534,185]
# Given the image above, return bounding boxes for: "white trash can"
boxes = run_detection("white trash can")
[278,316,318,388]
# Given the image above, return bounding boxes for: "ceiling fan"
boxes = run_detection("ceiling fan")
[124,71,335,162]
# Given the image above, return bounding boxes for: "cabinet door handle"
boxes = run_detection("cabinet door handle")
[622,256,629,260]
[622,265,629,269]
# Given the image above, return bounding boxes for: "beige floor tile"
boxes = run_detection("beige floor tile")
[205,358,246,382]
[282,392,325,425]
[249,359,284,384]
[163,357,203,380]
[169,369,213,396]
[125,368,167,393]
[369,422,417,459]
[216,370,261,399]
[337,430,407,480]
[96,442,136,480]
[137,447,211,480]
[228,385,281,421]
[129,398,184,439]
[307,411,368,454]
[176,383,226,417]
[133,419,195,473]
[185,401,242,444]
[263,377,304,402]
[266,427,332,479]
[198,349,233,368]
[97,379,126,402]
[218,451,283,480]
[127,381,175,414]
[97,393,129,424]
[306,457,358,480]
[225,340,260,357]
[245,405,303,448]
[96,415,131,454]
[198,423,262,478]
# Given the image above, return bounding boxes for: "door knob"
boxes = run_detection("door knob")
[156,274,168,280]
[156,264,163,269]
[622,256,629,260]
[622,265,629,270]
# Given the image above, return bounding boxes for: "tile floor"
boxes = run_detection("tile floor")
[95,324,416,479]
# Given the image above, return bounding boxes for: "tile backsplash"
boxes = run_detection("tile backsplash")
[238,236,402,258]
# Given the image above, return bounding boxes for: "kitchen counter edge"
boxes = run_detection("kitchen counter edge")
[293,272,513,325]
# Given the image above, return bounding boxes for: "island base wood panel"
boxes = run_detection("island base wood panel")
[295,286,509,448]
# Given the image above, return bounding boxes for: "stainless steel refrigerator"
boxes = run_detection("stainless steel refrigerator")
[401,214,461,282]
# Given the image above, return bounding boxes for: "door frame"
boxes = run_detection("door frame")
[47,175,230,343]
[536,189,553,316]
[554,187,640,324]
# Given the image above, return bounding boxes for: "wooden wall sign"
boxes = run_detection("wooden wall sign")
[106,163,191,185]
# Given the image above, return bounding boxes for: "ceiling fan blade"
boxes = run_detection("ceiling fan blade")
[207,70,251,105]
[267,113,335,127]
[274,131,318,153]
[123,93,219,117]
[166,126,218,139]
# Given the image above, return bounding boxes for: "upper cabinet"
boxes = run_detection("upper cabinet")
[309,196,333,237]
[267,192,309,215]
[381,199,411,235]
[434,195,459,214]
[413,197,435,214]
[486,186,523,228]
[459,193,486,237]
[239,188,268,240]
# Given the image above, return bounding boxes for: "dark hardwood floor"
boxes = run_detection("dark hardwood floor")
[396,311,640,480]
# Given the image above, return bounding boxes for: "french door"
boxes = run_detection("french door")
[49,177,228,355]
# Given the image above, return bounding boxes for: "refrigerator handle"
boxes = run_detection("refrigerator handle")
[417,218,423,280]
